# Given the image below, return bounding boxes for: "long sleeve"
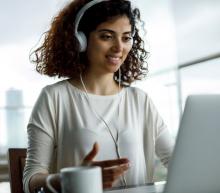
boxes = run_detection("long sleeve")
[23,87,57,193]
[23,80,174,192]
[143,95,174,181]
[155,125,174,168]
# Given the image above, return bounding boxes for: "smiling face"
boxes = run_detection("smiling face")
[86,15,133,76]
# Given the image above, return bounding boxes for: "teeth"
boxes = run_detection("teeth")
[109,56,119,59]
[106,55,121,65]
[108,56,120,61]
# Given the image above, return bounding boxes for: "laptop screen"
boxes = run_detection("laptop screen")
[164,95,220,193]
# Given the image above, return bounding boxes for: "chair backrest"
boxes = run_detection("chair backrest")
[8,148,27,193]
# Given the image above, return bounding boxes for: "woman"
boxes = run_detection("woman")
[23,0,174,193]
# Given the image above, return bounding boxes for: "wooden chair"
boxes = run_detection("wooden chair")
[8,148,27,193]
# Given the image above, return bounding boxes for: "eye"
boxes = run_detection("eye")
[122,36,133,43]
[100,34,113,41]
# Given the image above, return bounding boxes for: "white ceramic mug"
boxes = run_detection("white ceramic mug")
[46,166,103,193]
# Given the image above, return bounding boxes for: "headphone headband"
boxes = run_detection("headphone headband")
[75,0,110,52]
[75,0,109,34]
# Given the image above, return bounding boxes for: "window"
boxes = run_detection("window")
[180,57,220,105]
[0,0,64,155]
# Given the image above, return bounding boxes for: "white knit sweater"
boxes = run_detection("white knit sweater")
[23,80,174,193]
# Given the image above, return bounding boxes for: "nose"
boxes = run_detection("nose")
[111,38,123,52]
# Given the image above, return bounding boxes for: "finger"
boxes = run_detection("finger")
[102,164,130,184]
[103,182,113,189]
[83,142,99,162]
[93,158,129,168]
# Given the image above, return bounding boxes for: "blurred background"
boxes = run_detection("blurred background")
[0,0,220,185]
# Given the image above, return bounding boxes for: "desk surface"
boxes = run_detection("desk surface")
[0,181,165,193]
[104,182,165,193]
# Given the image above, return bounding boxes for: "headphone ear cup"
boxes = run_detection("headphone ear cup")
[76,31,87,52]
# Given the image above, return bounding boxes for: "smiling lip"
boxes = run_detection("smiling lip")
[106,55,122,65]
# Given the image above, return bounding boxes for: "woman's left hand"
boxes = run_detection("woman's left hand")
[82,142,130,189]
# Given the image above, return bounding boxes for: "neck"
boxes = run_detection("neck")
[80,72,120,95]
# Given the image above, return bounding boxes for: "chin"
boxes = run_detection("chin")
[107,65,121,73]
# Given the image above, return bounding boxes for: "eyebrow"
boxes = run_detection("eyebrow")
[97,29,132,35]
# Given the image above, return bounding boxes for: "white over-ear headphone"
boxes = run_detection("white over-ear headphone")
[75,0,110,52]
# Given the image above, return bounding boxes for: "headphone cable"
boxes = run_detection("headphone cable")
[79,73,127,187]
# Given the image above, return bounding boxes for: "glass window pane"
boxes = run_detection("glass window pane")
[0,0,65,155]
[180,57,220,106]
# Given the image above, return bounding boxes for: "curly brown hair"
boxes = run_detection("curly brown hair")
[30,0,149,85]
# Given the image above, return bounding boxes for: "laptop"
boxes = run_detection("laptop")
[105,95,220,193]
